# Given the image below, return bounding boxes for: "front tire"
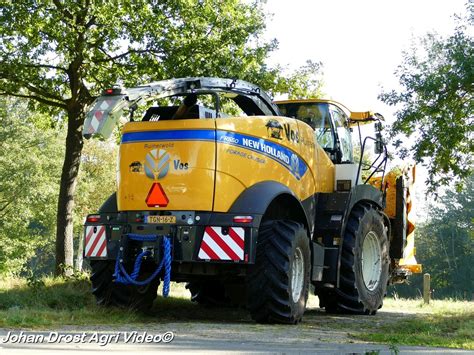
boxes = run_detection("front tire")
[246,220,310,324]
[90,260,159,311]
[323,203,389,314]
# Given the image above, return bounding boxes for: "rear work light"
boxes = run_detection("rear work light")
[86,215,101,223]
[233,216,253,223]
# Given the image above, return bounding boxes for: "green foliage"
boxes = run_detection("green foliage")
[272,60,325,99]
[380,8,473,192]
[0,0,323,274]
[74,139,117,234]
[0,97,64,275]
[415,176,473,298]
[0,96,119,275]
[0,0,312,100]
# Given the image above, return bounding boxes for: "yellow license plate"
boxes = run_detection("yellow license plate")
[147,215,176,224]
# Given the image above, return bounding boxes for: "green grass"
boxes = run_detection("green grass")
[0,277,249,328]
[354,298,474,350]
[0,277,144,327]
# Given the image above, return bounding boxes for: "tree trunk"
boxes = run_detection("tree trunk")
[55,108,85,276]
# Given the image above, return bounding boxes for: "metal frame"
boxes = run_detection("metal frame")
[123,77,279,116]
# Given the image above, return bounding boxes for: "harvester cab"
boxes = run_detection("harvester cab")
[82,77,420,324]
[276,99,388,191]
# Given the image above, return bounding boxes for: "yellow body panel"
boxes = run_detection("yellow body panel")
[118,114,334,213]
[213,171,246,212]
[118,119,216,211]
[214,116,316,212]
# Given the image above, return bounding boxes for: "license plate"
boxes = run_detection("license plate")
[146,215,176,224]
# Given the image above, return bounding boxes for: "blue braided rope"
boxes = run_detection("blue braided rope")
[162,238,171,297]
[127,233,158,242]
[114,236,172,296]
[117,255,165,286]
[130,249,152,280]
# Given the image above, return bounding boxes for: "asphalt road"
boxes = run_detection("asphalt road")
[0,326,471,354]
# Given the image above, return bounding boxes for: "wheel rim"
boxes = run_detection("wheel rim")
[291,247,304,303]
[361,231,382,291]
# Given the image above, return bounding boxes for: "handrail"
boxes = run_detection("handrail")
[356,136,388,191]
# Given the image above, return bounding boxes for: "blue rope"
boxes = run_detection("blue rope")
[162,239,171,296]
[114,235,172,297]
[127,233,158,242]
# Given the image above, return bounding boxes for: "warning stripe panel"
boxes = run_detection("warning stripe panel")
[84,226,107,258]
[198,227,245,261]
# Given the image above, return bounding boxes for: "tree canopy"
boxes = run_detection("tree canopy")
[380,8,473,192]
[0,97,63,274]
[0,0,323,274]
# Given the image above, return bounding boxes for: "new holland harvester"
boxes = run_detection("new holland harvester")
[82,77,421,323]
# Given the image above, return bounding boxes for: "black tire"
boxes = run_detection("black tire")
[246,220,310,324]
[90,259,159,311]
[98,193,117,213]
[323,203,389,315]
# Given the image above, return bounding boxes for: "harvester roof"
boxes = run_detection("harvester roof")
[274,98,384,126]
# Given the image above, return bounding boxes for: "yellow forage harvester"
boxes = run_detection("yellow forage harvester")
[82,78,421,324]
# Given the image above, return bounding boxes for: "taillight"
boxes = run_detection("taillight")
[102,86,123,95]
[233,216,253,223]
[86,215,100,223]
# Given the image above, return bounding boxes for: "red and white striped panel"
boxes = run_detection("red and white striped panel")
[84,226,107,258]
[198,227,245,261]
[86,99,112,134]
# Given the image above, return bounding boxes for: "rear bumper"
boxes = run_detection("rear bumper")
[84,211,261,265]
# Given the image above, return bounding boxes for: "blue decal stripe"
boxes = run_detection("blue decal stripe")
[121,129,308,179]
[121,129,216,143]
[216,131,308,180]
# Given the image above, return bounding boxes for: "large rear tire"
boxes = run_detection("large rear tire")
[246,220,310,324]
[323,203,389,314]
[90,260,159,311]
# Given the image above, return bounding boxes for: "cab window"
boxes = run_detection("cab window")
[311,103,335,151]
[329,105,353,163]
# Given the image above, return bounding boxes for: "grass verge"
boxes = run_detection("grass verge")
[354,299,474,350]
[0,277,248,328]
